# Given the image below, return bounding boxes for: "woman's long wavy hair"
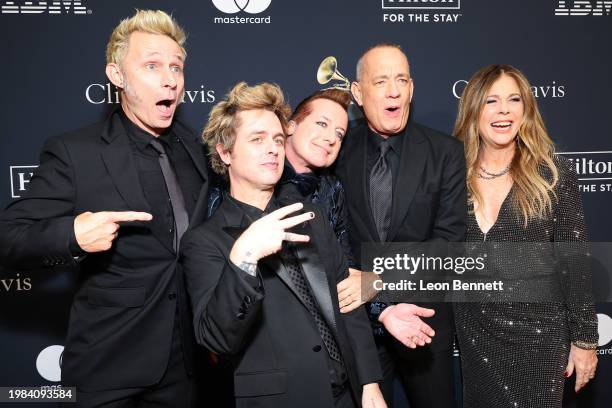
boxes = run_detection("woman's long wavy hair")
[453,64,559,226]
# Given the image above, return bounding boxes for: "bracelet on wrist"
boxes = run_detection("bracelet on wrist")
[572,340,598,350]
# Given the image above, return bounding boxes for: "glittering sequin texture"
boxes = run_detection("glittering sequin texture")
[455,157,598,408]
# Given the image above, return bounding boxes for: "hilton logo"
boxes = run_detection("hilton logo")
[382,0,462,23]
[382,0,460,9]
[555,1,612,15]
[556,151,612,193]
[10,165,37,198]
[1,1,90,15]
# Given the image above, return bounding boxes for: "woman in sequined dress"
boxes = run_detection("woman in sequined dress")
[453,64,598,407]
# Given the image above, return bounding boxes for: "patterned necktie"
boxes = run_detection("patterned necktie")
[150,138,189,251]
[280,248,344,365]
[370,141,392,241]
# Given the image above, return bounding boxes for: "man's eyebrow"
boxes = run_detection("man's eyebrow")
[371,74,390,82]
[142,51,185,62]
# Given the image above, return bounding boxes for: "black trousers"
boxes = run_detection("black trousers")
[377,336,455,408]
[334,385,356,408]
[67,316,196,408]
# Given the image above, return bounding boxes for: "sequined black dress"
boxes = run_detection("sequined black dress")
[454,158,598,408]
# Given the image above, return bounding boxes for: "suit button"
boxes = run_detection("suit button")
[244,295,251,304]
[169,227,174,234]
[312,345,322,352]
[236,312,245,320]
[168,292,176,300]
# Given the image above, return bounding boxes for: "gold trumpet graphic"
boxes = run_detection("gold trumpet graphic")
[317,56,350,91]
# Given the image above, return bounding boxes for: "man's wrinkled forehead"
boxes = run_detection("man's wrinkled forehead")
[361,46,411,79]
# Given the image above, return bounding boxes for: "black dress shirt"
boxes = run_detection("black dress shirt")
[120,111,203,249]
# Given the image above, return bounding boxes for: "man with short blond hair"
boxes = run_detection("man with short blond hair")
[0,10,209,407]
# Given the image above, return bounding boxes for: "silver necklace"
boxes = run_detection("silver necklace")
[477,164,511,180]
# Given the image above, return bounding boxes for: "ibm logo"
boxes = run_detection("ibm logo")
[555,1,612,15]
[382,0,460,9]
[9,165,37,198]
[1,1,89,15]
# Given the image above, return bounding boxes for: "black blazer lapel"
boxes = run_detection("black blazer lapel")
[292,223,338,335]
[345,124,379,242]
[100,112,174,253]
[387,123,428,242]
[261,254,297,302]
[175,123,209,228]
[174,121,207,181]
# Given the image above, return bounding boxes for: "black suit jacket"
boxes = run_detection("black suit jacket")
[181,197,382,408]
[0,109,209,391]
[335,119,467,352]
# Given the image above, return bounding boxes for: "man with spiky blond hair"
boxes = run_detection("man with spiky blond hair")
[0,10,209,407]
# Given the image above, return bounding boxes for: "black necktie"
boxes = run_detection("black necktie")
[289,172,319,197]
[280,248,344,365]
[150,138,189,251]
[370,141,392,241]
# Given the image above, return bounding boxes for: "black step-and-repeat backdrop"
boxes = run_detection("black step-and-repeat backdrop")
[1,1,611,407]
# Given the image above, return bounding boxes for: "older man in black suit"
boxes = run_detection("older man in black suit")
[334,43,467,408]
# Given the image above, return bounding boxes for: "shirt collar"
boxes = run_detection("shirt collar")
[367,126,404,155]
[226,192,279,223]
[120,109,174,153]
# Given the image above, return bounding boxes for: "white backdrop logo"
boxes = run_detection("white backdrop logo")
[598,314,612,356]
[381,0,462,23]
[36,345,63,382]
[452,80,566,99]
[1,1,91,15]
[212,0,272,24]
[212,0,271,14]
[382,0,460,9]
[10,165,37,198]
[555,1,612,16]
[85,83,216,105]
[1,273,32,292]
[556,151,612,193]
